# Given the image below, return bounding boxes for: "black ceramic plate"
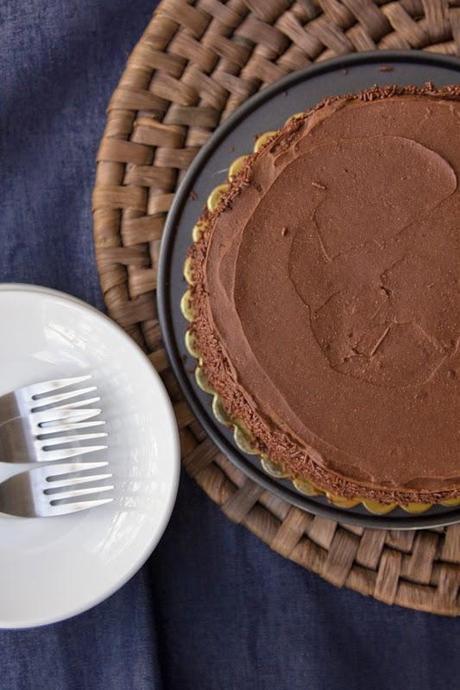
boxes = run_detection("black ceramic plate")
[158,51,460,529]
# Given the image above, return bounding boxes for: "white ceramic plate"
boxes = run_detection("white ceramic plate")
[0,284,180,629]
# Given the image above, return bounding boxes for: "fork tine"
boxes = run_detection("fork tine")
[45,461,109,476]
[40,420,106,433]
[48,497,114,516]
[33,407,102,426]
[60,397,101,410]
[48,484,114,502]
[40,431,108,447]
[31,386,98,410]
[45,472,113,490]
[25,375,92,398]
[40,445,108,461]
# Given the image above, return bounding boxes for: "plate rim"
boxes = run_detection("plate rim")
[0,282,180,629]
[157,50,460,530]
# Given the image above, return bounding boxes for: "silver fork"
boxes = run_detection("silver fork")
[0,462,114,517]
[0,375,108,463]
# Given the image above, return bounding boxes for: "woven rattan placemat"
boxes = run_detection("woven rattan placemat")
[93,0,460,615]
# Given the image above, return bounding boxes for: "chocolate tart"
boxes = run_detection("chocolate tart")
[183,84,460,514]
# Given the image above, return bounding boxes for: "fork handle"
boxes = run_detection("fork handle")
[0,395,22,427]
[0,418,35,463]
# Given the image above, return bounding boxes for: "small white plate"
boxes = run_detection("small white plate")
[0,284,180,629]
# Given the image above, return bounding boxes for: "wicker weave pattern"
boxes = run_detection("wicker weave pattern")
[93,0,460,615]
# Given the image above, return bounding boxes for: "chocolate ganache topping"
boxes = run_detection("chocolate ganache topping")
[189,85,460,503]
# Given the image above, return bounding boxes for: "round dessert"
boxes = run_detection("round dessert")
[185,84,460,508]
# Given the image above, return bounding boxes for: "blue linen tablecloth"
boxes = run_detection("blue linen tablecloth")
[1,2,460,688]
